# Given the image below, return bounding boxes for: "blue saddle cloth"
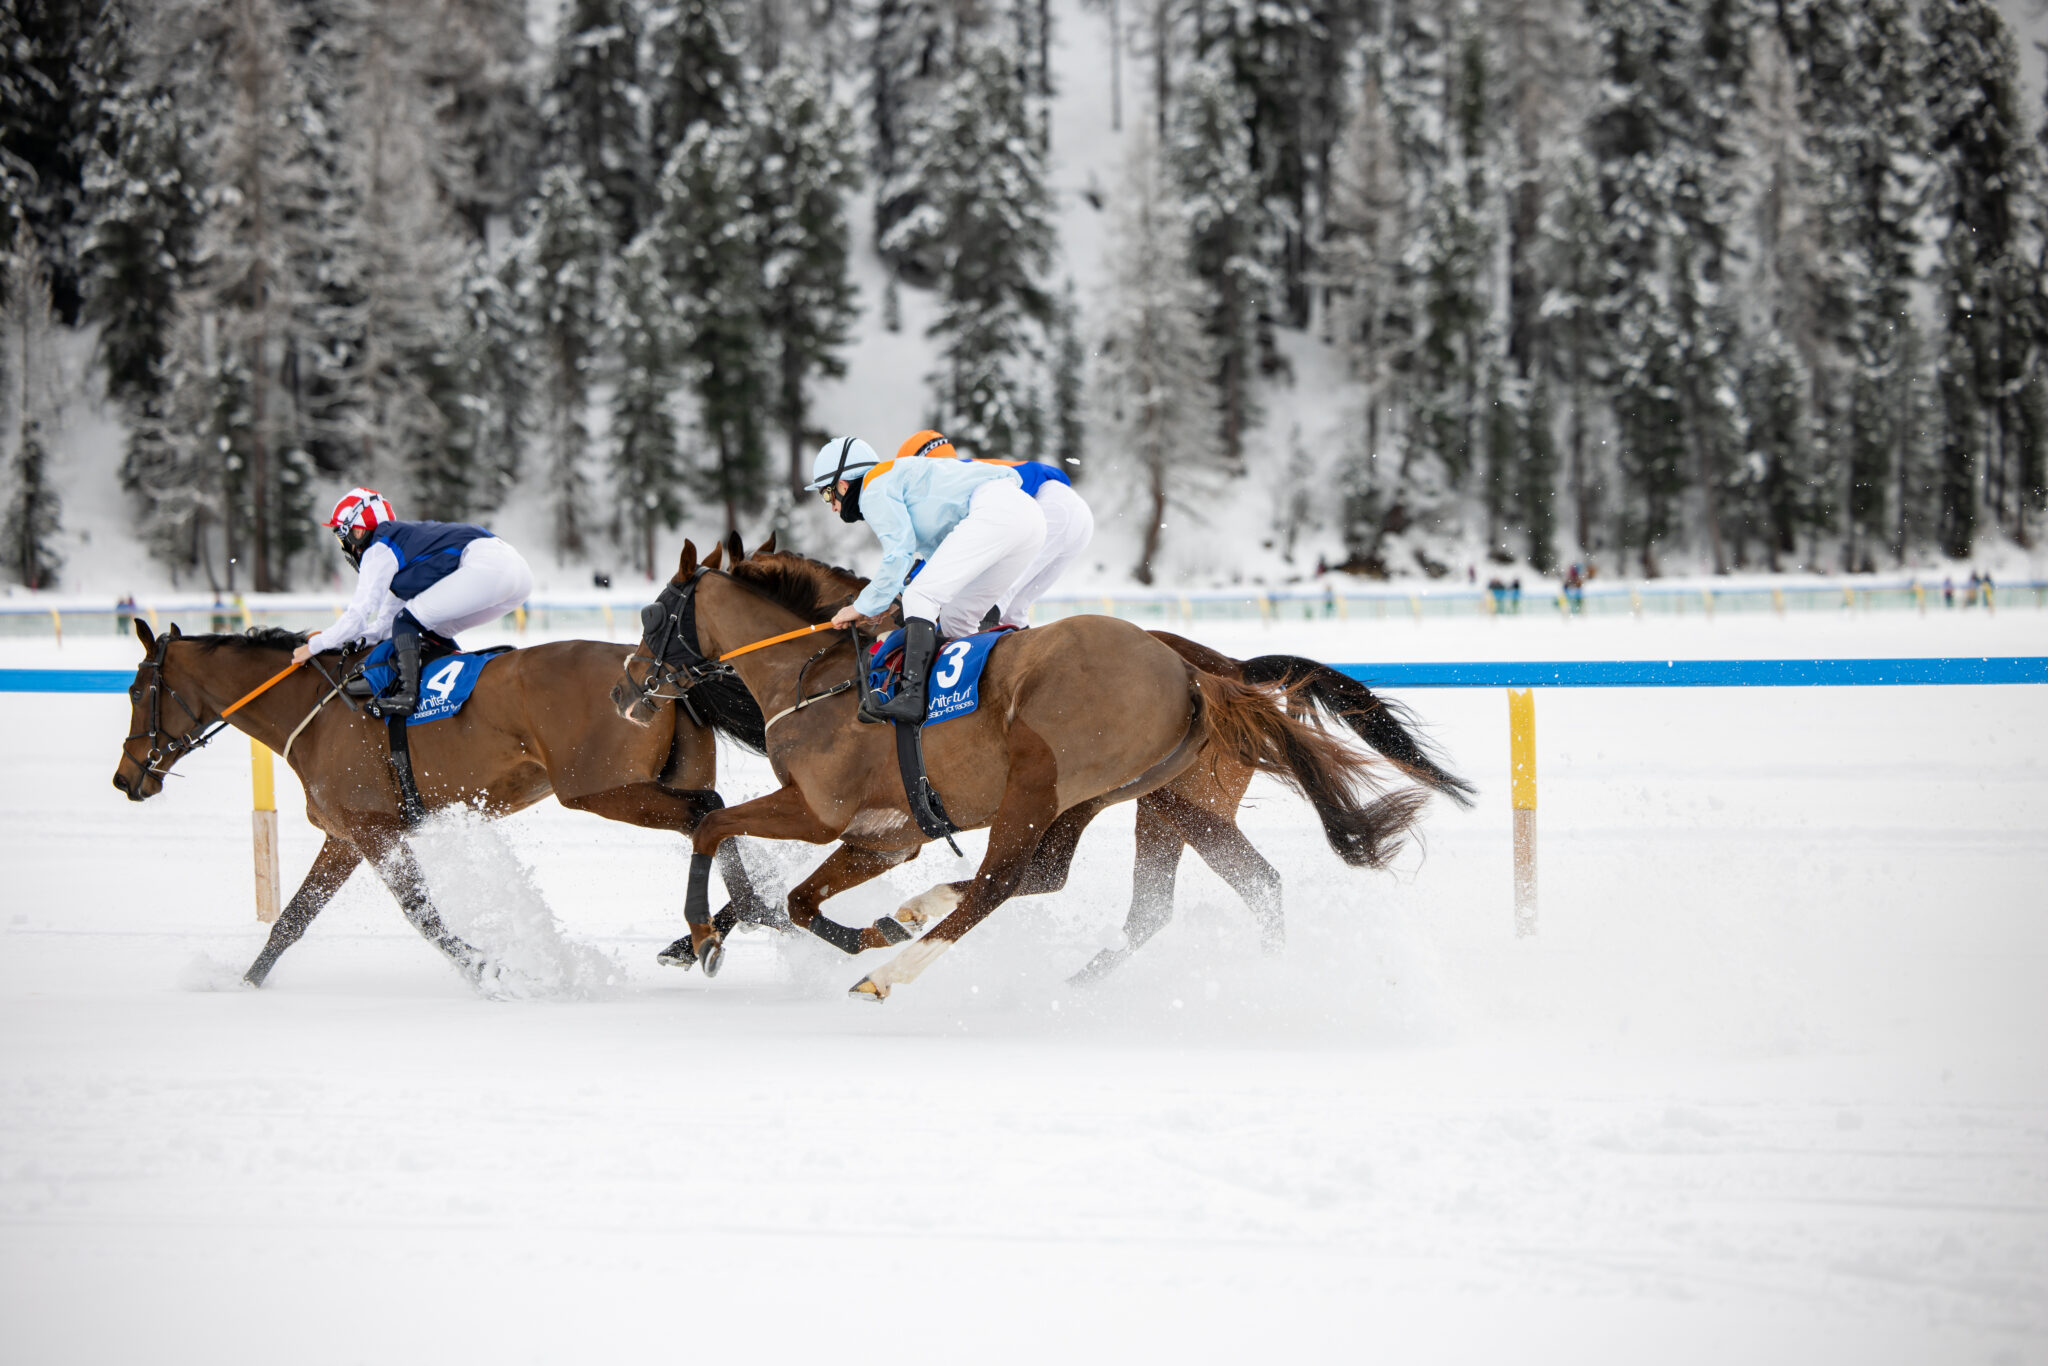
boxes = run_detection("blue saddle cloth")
[359,641,509,726]
[866,626,1018,726]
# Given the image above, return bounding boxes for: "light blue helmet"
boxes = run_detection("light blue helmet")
[806,437,879,491]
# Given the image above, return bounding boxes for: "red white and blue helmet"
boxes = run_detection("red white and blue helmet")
[324,488,394,535]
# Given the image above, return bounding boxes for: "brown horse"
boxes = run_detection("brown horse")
[112,616,776,988]
[719,544,1475,983]
[612,539,1434,1000]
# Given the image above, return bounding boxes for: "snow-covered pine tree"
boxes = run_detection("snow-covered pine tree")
[1923,0,2045,551]
[884,44,1059,459]
[431,241,533,519]
[654,123,772,532]
[1535,148,1611,563]
[1050,278,1086,480]
[1167,53,1268,469]
[868,0,973,282]
[543,0,648,250]
[343,0,469,498]
[527,168,606,558]
[1320,63,1410,570]
[750,65,860,496]
[607,235,685,578]
[1096,127,1222,584]
[1,245,63,588]
[648,0,744,155]
[1520,370,1559,572]
[0,0,109,323]
[419,0,540,239]
[78,15,205,411]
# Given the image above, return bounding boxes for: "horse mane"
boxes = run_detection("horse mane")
[188,626,309,653]
[726,550,866,624]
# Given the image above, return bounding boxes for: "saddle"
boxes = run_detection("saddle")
[860,622,1023,854]
[340,635,513,828]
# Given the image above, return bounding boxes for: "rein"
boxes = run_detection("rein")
[125,638,299,780]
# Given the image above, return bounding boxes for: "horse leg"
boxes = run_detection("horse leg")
[356,827,491,986]
[243,836,363,987]
[1068,793,1187,985]
[1158,788,1284,952]
[685,784,843,975]
[851,724,1064,1001]
[890,797,1108,934]
[561,783,787,967]
[785,843,920,955]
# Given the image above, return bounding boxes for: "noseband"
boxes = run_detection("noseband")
[622,571,769,750]
[121,637,230,785]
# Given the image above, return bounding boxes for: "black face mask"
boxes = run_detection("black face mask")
[836,477,865,524]
[338,526,368,568]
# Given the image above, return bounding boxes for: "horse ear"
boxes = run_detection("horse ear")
[134,617,155,653]
[758,531,777,556]
[166,622,182,640]
[702,542,725,571]
[724,529,745,564]
[675,542,698,580]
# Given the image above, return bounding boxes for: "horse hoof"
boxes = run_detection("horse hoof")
[656,936,697,970]
[872,914,914,945]
[1067,948,1127,987]
[699,937,725,978]
[849,977,889,1002]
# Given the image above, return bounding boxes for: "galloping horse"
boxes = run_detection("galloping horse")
[612,539,1436,1000]
[718,544,1477,983]
[112,615,776,987]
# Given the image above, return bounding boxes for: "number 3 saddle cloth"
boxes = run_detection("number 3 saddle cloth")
[864,625,1020,727]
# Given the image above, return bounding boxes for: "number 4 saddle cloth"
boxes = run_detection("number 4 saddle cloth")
[865,625,1021,727]
[358,639,513,726]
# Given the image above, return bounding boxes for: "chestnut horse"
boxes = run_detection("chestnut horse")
[112,616,775,988]
[612,539,1434,1000]
[716,542,1476,984]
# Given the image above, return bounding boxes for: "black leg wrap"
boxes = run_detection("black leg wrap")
[685,852,714,928]
[873,914,914,945]
[807,915,866,955]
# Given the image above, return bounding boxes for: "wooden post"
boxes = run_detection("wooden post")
[1508,688,1537,938]
[251,738,281,924]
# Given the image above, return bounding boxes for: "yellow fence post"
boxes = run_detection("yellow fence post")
[1508,688,1537,938]
[49,608,62,645]
[514,604,527,634]
[600,602,615,635]
[250,738,281,924]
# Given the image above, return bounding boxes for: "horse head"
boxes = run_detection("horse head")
[112,618,202,801]
[612,541,705,726]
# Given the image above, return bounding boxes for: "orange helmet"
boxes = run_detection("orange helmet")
[896,430,957,462]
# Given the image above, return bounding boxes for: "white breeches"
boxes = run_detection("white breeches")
[999,480,1093,627]
[404,537,535,640]
[901,481,1046,638]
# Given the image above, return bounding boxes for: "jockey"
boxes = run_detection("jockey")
[290,488,535,716]
[900,429,1093,628]
[808,436,1045,724]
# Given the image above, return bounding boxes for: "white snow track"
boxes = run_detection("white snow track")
[2,612,2044,1363]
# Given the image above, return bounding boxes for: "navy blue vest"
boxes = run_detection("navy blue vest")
[371,521,494,598]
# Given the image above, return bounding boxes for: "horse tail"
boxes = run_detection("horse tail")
[1238,654,1478,809]
[1193,669,1429,870]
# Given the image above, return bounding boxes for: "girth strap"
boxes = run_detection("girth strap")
[894,720,964,857]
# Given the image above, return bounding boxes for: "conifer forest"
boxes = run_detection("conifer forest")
[2,0,2045,591]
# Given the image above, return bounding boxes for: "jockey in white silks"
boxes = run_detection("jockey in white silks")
[896,429,1094,629]
[808,436,1045,725]
[290,488,535,716]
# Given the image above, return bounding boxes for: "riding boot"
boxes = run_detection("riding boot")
[382,622,423,717]
[867,616,939,725]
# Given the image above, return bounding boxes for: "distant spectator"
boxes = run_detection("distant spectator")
[1510,577,1522,613]
[115,594,136,635]
[1487,576,1506,611]
[1965,570,1981,607]
[1983,572,1995,610]
[1942,576,1954,608]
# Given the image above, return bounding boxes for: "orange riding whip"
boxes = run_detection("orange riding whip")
[219,661,301,720]
[717,622,844,663]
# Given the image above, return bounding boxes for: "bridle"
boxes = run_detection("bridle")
[621,568,856,747]
[120,634,230,787]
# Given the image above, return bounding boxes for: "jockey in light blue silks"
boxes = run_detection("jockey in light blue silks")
[808,431,1093,724]
[290,488,535,716]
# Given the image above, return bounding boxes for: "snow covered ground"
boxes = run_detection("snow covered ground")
[2,609,2045,1363]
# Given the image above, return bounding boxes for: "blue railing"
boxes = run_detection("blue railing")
[10,657,2046,695]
